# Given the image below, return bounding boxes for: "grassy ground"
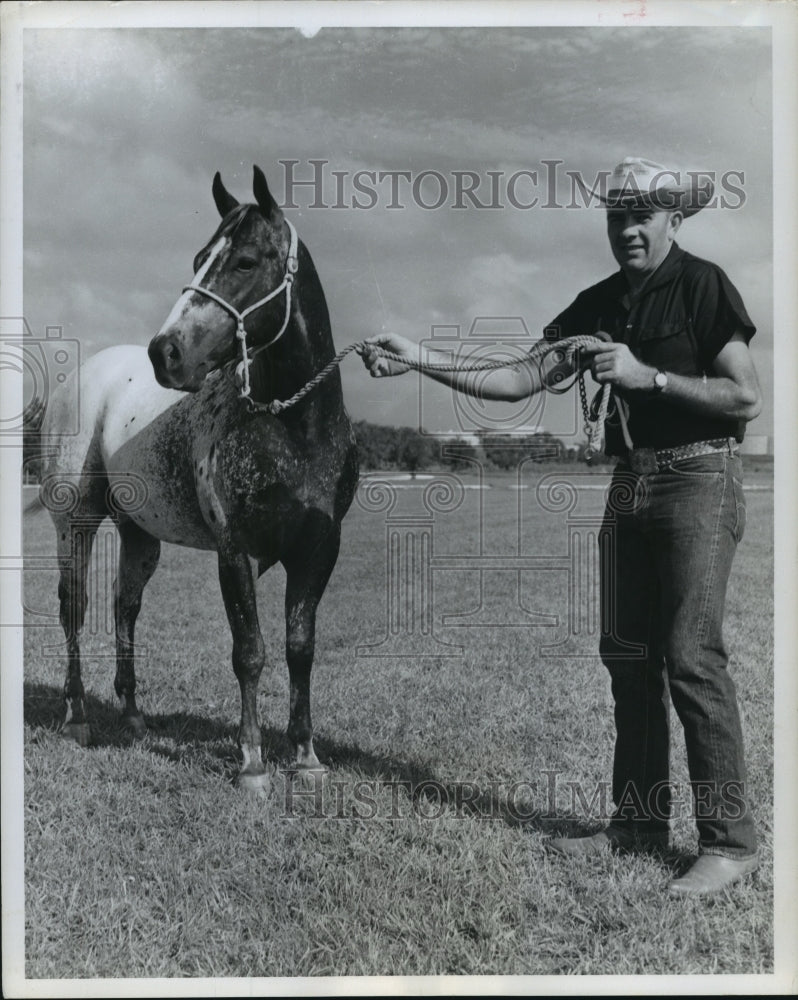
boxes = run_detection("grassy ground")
[19,464,774,982]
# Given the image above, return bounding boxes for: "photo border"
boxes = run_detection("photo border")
[2,2,795,996]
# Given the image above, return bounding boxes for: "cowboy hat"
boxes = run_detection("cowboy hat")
[595,157,714,217]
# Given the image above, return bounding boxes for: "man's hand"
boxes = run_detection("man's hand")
[358,333,419,377]
[580,341,656,392]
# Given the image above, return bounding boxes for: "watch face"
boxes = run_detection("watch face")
[655,371,668,389]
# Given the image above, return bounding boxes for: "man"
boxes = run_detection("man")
[360,158,762,897]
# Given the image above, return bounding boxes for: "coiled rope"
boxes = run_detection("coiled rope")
[240,334,621,457]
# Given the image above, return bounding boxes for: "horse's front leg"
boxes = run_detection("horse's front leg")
[283,527,341,774]
[217,551,269,794]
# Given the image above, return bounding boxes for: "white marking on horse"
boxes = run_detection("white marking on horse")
[240,744,263,771]
[197,445,228,531]
[159,236,228,332]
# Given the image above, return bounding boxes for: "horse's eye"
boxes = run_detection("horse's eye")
[236,257,258,272]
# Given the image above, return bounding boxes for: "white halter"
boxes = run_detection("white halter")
[182,219,299,399]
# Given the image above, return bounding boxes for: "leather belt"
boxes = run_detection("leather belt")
[624,437,739,475]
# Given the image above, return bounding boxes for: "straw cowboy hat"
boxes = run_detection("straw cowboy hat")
[595,157,714,217]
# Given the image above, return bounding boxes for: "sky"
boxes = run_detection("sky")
[21,17,774,442]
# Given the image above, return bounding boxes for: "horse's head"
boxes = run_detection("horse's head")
[149,166,298,392]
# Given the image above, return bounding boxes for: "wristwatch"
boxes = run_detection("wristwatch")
[653,370,668,393]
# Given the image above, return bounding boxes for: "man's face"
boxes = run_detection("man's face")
[606,206,681,278]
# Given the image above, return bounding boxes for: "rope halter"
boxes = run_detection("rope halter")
[182,219,299,399]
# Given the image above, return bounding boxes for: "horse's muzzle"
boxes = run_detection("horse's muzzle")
[148,333,200,390]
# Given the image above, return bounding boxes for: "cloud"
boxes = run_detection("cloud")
[21,24,774,437]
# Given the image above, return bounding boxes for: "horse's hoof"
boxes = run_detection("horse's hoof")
[293,765,327,791]
[121,714,148,739]
[61,722,91,747]
[237,771,271,796]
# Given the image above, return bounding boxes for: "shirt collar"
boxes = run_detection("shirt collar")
[613,242,685,302]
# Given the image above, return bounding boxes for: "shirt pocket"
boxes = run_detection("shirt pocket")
[636,320,696,374]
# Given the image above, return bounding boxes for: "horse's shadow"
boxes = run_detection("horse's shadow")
[22,681,689,869]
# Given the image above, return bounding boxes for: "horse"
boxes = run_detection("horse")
[39,165,359,792]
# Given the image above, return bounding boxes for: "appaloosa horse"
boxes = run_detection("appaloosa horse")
[41,166,359,791]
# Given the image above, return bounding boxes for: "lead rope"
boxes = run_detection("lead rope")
[240,334,619,458]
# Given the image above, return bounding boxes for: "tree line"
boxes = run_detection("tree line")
[353,420,611,473]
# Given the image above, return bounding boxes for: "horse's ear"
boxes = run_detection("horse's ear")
[212,172,239,217]
[253,165,283,225]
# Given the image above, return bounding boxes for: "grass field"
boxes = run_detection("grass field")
[19,463,774,982]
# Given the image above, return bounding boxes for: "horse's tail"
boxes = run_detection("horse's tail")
[22,395,47,514]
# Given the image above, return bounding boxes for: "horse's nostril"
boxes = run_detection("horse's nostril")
[149,336,181,372]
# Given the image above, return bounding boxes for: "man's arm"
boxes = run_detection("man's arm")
[359,333,573,402]
[581,330,762,422]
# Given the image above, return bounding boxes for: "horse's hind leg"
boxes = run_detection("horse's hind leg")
[217,551,269,794]
[114,519,161,737]
[55,513,102,746]
[283,526,341,773]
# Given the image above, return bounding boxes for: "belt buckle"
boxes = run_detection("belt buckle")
[628,448,659,474]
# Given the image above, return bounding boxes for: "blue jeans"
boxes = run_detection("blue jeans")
[599,451,757,858]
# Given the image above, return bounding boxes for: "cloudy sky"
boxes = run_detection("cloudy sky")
[21,16,773,440]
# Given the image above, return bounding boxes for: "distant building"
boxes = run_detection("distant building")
[439,430,481,447]
[476,424,546,439]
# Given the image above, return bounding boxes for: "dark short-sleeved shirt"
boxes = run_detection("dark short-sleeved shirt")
[543,243,756,454]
